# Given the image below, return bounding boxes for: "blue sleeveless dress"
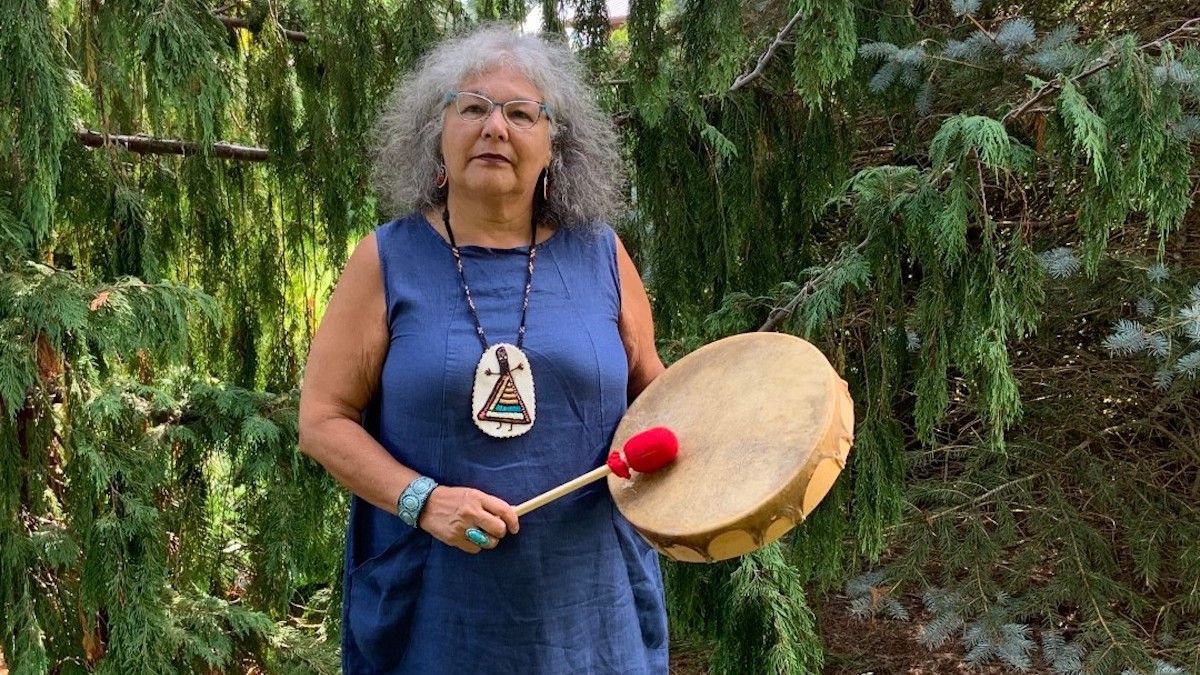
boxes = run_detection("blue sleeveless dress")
[342,213,669,674]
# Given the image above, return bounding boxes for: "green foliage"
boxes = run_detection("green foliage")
[882,257,1200,668]
[678,5,1198,673]
[0,0,71,258]
[666,545,823,675]
[4,0,1199,672]
[1102,265,1200,389]
[790,0,857,108]
[0,249,340,672]
[138,0,233,146]
[791,246,871,338]
[1,0,394,667]
[849,415,905,560]
[1057,78,1108,179]
[845,570,908,621]
[929,115,1031,173]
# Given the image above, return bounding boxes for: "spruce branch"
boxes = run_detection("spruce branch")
[1038,246,1082,279]
[730,7,806,92]
[964,15,1001,49]
[1146,263,1170,283]
[846,571,910,622]
[76,129,270,162]
[926,469,1051,522]
[926,52,994,71]
[996,18,1037,54]
[950,0,980,17]
[1064,511,1121,653]
[859,42,900,61]
[1004,18,1200,125]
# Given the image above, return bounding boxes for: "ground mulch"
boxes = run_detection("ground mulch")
[667,592,1045,674]
[818,593,1033,674]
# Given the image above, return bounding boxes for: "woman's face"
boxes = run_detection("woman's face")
[440,66,553,206]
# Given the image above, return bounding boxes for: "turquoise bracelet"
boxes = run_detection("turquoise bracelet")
[397,476,438,528]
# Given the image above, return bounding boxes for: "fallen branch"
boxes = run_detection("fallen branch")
[77,129,270,162]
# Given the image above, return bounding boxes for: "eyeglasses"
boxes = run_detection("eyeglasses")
[444,91,554,130]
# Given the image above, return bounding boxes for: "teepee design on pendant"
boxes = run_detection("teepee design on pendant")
[479,346,530,423]
[471,343,536,438]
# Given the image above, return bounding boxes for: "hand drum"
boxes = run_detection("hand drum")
[608,333,855,563]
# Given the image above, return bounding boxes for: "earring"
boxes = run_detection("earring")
[541,168,550,201]
[435,164,448,189]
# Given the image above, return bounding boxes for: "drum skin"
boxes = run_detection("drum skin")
[608,333,855,563]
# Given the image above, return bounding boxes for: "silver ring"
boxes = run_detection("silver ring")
[465,527,490,547]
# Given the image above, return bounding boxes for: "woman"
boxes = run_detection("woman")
[298,25,668,674]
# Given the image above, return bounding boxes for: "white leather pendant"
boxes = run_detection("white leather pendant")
[471,343,535,438]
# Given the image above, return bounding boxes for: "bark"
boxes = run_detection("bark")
[76,129,270,162]
[214,14,309,43]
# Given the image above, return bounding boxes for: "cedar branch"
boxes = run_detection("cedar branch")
[758,238,869,332]
[730,8,806,92]
[214,14,309,43]
[77,129,270,161]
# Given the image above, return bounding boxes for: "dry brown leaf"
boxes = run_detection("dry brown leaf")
[89,290,111,311]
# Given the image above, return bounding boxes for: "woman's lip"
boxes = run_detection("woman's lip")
[474,154,510,163]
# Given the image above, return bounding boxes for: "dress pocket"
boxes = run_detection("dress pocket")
[346,528,431,672]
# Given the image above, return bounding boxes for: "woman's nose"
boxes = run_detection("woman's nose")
[481,106,509,139]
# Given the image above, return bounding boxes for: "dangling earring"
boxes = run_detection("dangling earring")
[435,164,448,189]
[541,168,550,201]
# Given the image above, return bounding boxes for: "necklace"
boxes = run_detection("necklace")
[443,207,538,438]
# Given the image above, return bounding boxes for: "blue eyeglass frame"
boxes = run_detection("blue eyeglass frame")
[443,91,555,126]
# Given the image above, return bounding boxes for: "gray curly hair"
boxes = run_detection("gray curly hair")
[370,25,624,228]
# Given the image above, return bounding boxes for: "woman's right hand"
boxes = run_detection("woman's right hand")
[419,486,520,553]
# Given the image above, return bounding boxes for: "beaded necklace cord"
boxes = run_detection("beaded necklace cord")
[443,206,541,438]
[442,207,538,352]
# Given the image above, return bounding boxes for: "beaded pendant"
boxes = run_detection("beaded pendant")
[471,343,536,438]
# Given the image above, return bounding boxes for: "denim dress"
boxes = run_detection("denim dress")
[341,213,668,674]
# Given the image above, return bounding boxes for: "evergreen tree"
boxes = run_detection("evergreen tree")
[617,0,1199,671]
[2,0,1198,673]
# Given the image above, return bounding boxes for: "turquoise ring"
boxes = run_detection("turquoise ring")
[466,527,490,547]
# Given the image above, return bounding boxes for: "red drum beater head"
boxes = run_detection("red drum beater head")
[607,427,679,479]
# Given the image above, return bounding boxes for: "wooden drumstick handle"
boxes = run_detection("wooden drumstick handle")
[514,427,679,517]
[516,465,612,516]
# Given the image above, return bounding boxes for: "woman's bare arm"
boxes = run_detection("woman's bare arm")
[615,236,665,401]
[298,233,517,551]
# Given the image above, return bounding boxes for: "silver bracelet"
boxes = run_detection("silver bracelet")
[397,476,438,528]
